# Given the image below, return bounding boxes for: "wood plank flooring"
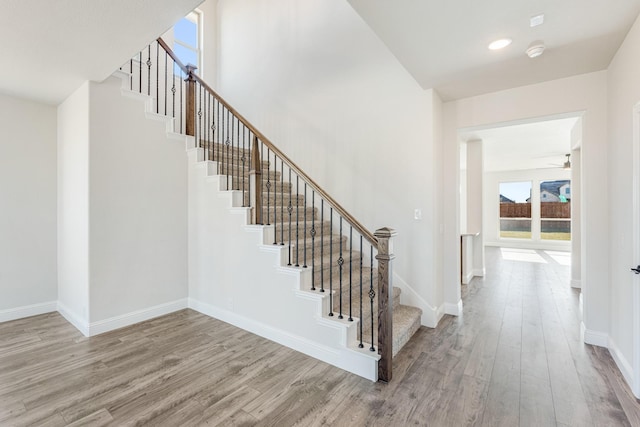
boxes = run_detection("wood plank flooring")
[2,246,640,426]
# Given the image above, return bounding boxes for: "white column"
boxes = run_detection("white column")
[466,139,485,277]
[571,148,582,288]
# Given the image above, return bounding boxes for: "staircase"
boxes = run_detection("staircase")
[119,38,423,381]
[207,143,423,357]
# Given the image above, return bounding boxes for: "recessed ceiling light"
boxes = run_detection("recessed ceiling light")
[488,38,512,50]
[530,14,545,27]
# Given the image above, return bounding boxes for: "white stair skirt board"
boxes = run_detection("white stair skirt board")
[189,298,378,381]
[580,321,609,347]
[571,279,582,288]
[392,273,443,327]
[0,301,57,323]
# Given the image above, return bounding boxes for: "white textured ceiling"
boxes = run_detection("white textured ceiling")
[0,0,203,105]
[460,117,579,172]
[347,0,640,101]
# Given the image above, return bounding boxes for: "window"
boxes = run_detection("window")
[499,181,532,239]
[540,180,571,241]
[173,11,201,73]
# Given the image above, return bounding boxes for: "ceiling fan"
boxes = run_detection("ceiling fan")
[548,153,571,169]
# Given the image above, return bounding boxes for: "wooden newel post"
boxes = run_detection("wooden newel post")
[184,64,198,137]
[375,227,396,383]
[249,136,263,224]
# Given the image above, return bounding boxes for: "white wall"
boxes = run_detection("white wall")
[484,168,571,250]
[443,71,608,339]
[57,83,91,329]
[607,13,640,390]
[214,0,441,325]
[0,94,57,321]
[88,77,188,325]
[56,75,189,334]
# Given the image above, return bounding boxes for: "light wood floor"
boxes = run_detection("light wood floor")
[2,247,640,426]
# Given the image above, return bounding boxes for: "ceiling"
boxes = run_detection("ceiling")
[460,117,579,172]
[347,0,640,101]
[0,0,203,105]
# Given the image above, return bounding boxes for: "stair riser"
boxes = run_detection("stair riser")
[326,288,401,334]
[274,222,333,242]
[244,193,305,207]
[260,208,317,223]
[210,160,269,172]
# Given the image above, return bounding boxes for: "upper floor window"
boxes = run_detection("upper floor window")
[173,11,202,73]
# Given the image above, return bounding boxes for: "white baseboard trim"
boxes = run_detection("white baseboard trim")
[581,322,609,347]
[88,298,188,336]
[608,337,634,393]
[579,292,583,317]
[472,268,485,277]
[188,298,378,381]
[57,301,90,337]
[571,279,582,289]
[462,271,474,285]
[0,301,57,323]
[444,300,463,316]
[392,273,442,327]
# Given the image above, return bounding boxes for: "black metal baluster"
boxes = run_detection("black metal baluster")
[295,175,300,267]
[198,86,202,153]
[259,140,263,223]
[147,45,151,96]
[130,59,133,91]
[207,91,211,161]
[164,51,167,115]
[171,60,176,119]
[280,158,284,245]
[209,93,213,161]
[310,191,316,290]
[359,236,364,348]
[214,100,219,168]
[320,199,324,293]
[237,117,241,191]
[241,126,246,206]
[266,148,271,225]
[272,153,278,241]
[329,207,333,316]
[338,217,343,319]
[179,69,183,133]
[349,226,353,322]
[245,129,250,209]
[156,42,159,113]
[369,245,375,351]
[204,91,208,159]
[226,109,231,188]
[287,168,292,266]
[138,51,142,93]
[303,183,308,268]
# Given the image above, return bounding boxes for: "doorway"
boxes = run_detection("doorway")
[458,114,582,289]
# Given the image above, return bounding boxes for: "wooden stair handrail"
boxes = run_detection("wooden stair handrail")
[158,37,378,247]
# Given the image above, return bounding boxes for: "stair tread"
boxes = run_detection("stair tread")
[361,304,422,357]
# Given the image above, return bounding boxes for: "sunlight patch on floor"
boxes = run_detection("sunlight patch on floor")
[544,250,571,266]
[500,248,547,263]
